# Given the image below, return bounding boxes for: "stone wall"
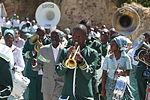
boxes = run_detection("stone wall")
[1,0,150,41]
[3,0,117,28]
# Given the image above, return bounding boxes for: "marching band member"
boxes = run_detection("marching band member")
[0,43,14,100]
[101,36,134,100]
[127,39,140,100]
[99,28,110,100]
[35,30,64,100]
[56,24,99,100]
[3,29,25,100]
[134,32,150,100]
[79,20,102,100]
[4,29,25,72]
[23,27,50,100]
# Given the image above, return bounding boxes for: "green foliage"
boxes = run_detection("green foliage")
[112,0,150,7]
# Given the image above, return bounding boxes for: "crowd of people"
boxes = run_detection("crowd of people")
[0,14,150,100]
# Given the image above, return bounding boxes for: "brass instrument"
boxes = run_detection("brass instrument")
[112,6,140,35]
[35,2,61,28]
[65,45,80,69]
[136,42,150,66]
[33,2,61,53]
[29,34,43,53]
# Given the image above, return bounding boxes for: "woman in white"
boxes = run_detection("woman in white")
[101,36,134,100]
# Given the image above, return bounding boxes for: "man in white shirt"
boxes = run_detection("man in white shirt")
[3,17,12,29]
[12,16,20,30]
[30,20,38,35]
[19,17,31,30]
[13,29,25,49]
[35,29,64,100]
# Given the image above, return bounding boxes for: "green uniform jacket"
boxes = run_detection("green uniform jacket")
[23,37,51,77]
[0,57,13,99]
[55,46,99,99]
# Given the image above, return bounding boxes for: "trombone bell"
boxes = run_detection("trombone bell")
[65,59,77,69]
[29,34,43,53]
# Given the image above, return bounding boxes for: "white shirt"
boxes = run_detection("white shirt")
[12,19,20,27]
[22,27,31,33]
[19,21,31,30]
[0,17,6,27]
[4,20,12,28]
[13,37,25,49]
[61,37,68,48]
[19,21,26,30]
[127,48,139,66]
[30,25,38,34]
[11,45,25,71]
[52,44,60,62]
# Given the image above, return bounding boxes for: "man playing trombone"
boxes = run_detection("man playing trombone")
[56,24,99,100]
[134,32,150,100]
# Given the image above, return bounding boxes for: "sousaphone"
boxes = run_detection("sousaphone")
[35,2,61,28]
[112,6,140,35]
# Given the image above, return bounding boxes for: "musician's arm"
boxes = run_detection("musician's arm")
[55,49,68,76]
[101,56,108,96]
[101,70,107,96]
[134,48,140,61]
[35,48,44,70]
[23,39,34,59]
[90,40,102,69]
[79,50,99,80]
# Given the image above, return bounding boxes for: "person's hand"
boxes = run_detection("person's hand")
[67,46,76,59]
[32,58,37,66]
[115,69,123,75]
[12,66,17,71]
[32,67,40,71]
[76,53,83,62]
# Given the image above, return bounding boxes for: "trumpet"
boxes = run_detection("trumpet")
[65,45,80,69]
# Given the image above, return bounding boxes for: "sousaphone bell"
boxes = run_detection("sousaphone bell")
[112,6,140,35]
[35,2,61,28]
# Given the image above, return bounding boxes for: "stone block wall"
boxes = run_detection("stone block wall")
[2,0,150,41]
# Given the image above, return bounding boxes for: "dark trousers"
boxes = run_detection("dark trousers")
[61,95,94,100]
[0,98,7,100]
[136,66,150,100]
[26,75,43,100]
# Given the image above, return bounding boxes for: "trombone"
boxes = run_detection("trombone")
[65,45,80,69]
[29,34,43,53]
